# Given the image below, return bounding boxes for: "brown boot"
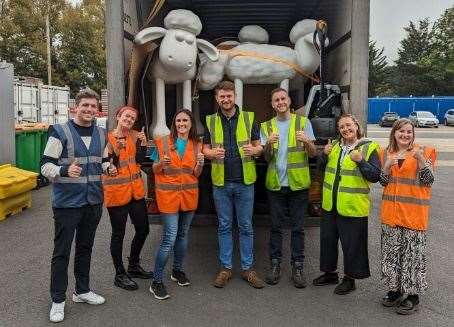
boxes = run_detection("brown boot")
[213,269,232,288]
[241,270,265,289]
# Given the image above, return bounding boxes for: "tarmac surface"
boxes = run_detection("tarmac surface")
[0,125,453,327]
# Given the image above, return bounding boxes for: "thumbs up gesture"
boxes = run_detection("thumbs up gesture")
[350,149,363,163]
[68,159,82,178]
[242,142,254,157]
[107,158,118,176]
[324,139,333,155]
[137,126,147,146]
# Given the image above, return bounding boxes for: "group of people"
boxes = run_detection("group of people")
[41,81,435,323]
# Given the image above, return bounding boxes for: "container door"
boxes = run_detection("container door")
[54,87,70,124]
[14,83,39,123]
[39,86,54,124]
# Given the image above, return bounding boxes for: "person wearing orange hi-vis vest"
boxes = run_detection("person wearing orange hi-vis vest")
[314,114,381,295]
[102,106,153,292]
[378,118,436,315]
[149,109,204,300]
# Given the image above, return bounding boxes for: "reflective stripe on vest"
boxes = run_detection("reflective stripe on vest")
[322,140,380,217]
[206,110,257,186]
[260,113,311,191]
[52,121,105,208]
[154,136,199,213]
[379,145,435,231]
[102,132,145,207]
[103,172,142,185]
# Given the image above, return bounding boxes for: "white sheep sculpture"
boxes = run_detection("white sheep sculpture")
[134,9,219,137]
[198,19,328,108]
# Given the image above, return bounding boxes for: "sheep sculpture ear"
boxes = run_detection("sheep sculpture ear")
[134,27,167,45]
[196,39,220,62]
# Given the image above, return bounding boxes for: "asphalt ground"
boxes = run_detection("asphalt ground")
[1,125,453,327]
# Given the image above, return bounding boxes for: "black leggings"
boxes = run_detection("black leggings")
[107,198,149,275]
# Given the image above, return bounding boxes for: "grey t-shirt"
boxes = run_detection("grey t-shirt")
[260,118,316,187]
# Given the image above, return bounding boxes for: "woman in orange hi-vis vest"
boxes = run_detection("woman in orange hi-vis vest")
[379,118,436,315]
[149,109,204,300]
[103,106,152,291]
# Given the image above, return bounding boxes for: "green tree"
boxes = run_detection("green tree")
[0,0,106,95]
[368,40,393,97]
[55,0,106,95]
[0,0,66,82]
[427,5,454,95]
[393,18,435,96]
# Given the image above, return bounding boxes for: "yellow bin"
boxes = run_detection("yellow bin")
[0,164,37,220]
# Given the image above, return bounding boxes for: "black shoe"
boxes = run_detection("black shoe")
[170,270,191,286]
[114,274,138,291]
[149,281,170,300]
[291,263,307,288]
[313,272,339,286]
[334,276,356,295]
[127,261,153,279]
[382,291,402,307]
[396,295,419,315]
[265,259,281,285]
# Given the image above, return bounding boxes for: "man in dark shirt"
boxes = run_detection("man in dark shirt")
[41,89,109,323]
[203,81,265,289]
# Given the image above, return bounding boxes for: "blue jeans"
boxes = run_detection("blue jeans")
[153,211,194,282]
[213,182,254,270]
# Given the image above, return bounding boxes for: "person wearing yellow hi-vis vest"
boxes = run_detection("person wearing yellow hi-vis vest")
[313,114,381,295]
[202,81,265,289]
[260,88,316,288]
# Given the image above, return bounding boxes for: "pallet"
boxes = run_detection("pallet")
[0,191,32,221]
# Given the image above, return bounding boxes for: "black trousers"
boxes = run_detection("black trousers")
[50,204,103,303]
[107,198,149,275]
[319,209,370,279]
[267,188,308,265]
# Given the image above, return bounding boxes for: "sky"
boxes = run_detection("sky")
[370,0,453,63]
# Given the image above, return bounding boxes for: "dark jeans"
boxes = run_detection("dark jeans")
[107,198,149,275]
[319,209,370,279]
[50,204,103,303]
[268,188,308,265]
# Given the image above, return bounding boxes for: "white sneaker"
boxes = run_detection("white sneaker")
[72,291,105,305]
[49,301,65,323]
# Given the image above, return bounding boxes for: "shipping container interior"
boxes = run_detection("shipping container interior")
[127,0,363,220]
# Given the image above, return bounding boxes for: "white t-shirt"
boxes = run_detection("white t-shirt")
[260,118,315,187]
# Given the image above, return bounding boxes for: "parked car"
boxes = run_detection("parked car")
[444,109,454,126]
[379,111,399,127]
[409,111,439,128]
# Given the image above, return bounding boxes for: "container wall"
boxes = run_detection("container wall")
[0,62,15,165]
[14,83,39,123]
[40,85,70,124]
[15,84,70,125]
[368,97,454,123]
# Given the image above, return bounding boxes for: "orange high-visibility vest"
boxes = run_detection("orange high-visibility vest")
[154,136,199,213]
[379,145,436,231]
[103,131,145,207]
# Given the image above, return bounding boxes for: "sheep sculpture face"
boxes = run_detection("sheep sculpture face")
[133,9,219,137]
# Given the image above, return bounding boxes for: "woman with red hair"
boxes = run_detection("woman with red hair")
[103,106,153,291]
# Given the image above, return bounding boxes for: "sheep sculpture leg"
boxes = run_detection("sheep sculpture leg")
[280,79,290,92]
[234,78,244,108]
[182,79,192,110]
[154,77,171,137]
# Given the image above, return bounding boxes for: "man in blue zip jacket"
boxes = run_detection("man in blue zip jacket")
[41,89,111,323]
